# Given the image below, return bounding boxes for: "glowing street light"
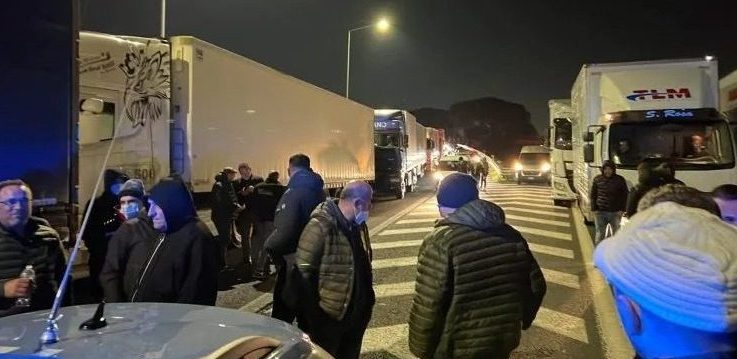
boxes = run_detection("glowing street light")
[346,17,392,98]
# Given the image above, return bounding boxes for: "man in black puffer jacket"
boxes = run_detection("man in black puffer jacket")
[409,173,546,359]
[210,167,241,270]
[101,177,218,305]
[590,160,628,244]
[0,180,65,317]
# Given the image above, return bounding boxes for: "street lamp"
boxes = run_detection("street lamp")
[345,18,391,98]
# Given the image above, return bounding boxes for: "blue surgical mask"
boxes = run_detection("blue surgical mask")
[121,202,140,220]
[354,209,369,225]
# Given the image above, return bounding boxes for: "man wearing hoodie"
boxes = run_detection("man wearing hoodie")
[101,177,218,305]
[81,169,129,301]
[590,160,628,243]
[210,167,242,271]
[295,181,374,358]
[265,154,326,324]
[409,173,546,359]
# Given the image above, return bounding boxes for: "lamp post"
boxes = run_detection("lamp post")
[345,18,390,98]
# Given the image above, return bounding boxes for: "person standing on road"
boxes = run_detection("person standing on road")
[101,177,218,305]
[210,167,241,271]
[480,157,489,191]
[0,180,65,317]
[712,184,737,226]
[594,200,737,358]
[117,179,147,221]
[294,181,374,359]
[409,173,547,359]
[590,160,628,244]
[81,169,128,301]
[625,159,669,218]
[265,154,325,324]
[250,171,287,280]
[233,163,264,277]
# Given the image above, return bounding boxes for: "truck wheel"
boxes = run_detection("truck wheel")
[395,180,406,199]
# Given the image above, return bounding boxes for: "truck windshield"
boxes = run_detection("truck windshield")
[553,118,572,150]
[375,133,401,147]
[609,121,735,169]
[519,153,550,164]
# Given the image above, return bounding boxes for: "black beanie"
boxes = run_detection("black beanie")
[119,179,145,200]
[149,177,197,233]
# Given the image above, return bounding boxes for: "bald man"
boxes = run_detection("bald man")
[294,181,374,359]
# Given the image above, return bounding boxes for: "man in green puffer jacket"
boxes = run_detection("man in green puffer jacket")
[295,180,374,359]
[409,173,547,359]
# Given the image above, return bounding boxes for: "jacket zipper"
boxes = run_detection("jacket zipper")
[131,234,166,302]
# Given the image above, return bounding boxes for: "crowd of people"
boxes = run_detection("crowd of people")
[2,150,736,358]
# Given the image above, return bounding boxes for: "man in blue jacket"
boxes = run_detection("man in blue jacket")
[265,154,325,324]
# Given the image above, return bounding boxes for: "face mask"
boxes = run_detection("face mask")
[354,203,369,225]
[121,202,140,220]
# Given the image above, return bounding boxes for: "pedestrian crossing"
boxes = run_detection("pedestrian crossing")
[360,182,596,358]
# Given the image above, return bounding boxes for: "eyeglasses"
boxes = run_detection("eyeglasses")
[0,198,30,207]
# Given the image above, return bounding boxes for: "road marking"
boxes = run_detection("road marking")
[542,268,580,289]
[514,225,571,241]
[370,283,588,343]
[361,324,412,357]
[534,307,589,344]
[572,204,634,357]
[506,214,570,227]
[528,243,575,259]
[378,227,434,236]
[406,210,441,216]
[494,201,563,210]
[373,239,424,249]
[369,194,435,237]
[484,195,553,204]
[238,292,273,313]
[504,207,570,218]
[397,218,437,224]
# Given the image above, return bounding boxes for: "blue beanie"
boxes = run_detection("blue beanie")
[437,173,479,208]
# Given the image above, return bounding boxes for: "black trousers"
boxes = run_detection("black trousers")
[305,306,373,359]
[213,217,233,269]
[271,264,296,323]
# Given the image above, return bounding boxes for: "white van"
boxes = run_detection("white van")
[514,145,552,185]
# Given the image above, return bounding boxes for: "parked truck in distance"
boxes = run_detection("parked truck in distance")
[548,99,576,205]
[79,32,375,209]
[425,127,445,172]
[373,109,428,199]
[720,68,737,138]
[572,58,736,222]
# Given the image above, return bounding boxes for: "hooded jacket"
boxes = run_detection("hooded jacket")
[265,169,326,259]
[100,178,217,305]
[0,217,64,317]
[408,199,547,359]
[590,161,628,212]
[295,200,373,322]
[626,161,668,217]
[210,172,239,221]
[81,169,128,254]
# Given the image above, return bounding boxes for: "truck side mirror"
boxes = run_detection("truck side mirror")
[583,144,595,163]
[583,131,594,142]
[403,135,409,148]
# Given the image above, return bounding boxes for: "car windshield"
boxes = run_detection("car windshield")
[553,118,572,150]
[519,153,549,164]
[609,120,735,169]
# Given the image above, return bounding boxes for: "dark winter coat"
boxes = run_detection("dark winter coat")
[626,162,667,217]
[101,178,218,305]
[210,173,239,222]
[252,181,287,222]
[408,199,547,359]
[295,200,374,321]
[265,169,326,259]
[234,175,265,210]
[590,166,628,212]
[81,169,128,258]
[0,217,64,317]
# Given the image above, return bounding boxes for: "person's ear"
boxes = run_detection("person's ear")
[615,292,642,335]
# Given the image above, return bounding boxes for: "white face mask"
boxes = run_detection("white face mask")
[121,202,140,220]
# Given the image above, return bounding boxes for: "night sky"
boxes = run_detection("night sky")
[81,0,737,133]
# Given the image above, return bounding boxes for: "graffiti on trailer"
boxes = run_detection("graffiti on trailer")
[119,43,171,128]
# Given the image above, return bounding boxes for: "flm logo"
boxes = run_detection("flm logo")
[626,88,691,101]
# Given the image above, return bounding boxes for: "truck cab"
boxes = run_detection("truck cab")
[548,99,576,204]
[515,145,552,185]
[374,109,426,199]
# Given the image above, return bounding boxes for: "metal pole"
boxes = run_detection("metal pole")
[160,0,166,38]
[345,30,351,98]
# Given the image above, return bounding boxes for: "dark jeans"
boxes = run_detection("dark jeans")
[271,264,296,323]
[305,306,373,359]
[213,217,233,269]
[251,221,274,275]
[87,246,106,301]
[594,211,622,244]
[236,212,254,275]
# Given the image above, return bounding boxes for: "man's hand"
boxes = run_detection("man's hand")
[3,278,32,298]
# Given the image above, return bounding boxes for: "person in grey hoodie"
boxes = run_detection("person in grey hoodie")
[265,154,325,325]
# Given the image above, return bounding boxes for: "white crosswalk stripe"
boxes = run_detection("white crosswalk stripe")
[491,200,564,210]
[485,195,553,203]
[373,239,575,260]
[504,207,570,218]
[379,224,570,241]
[506,214,570,227]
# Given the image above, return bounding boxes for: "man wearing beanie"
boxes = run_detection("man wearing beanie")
[594,201,737,358]
[589,160,628,244]
[101,177,218,305]
[118,179,146,221]
[409,173,547,358]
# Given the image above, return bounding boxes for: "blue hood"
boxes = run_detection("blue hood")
[287,169,324,192]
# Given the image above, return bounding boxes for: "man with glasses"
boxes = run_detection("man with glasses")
[0,180,64,317]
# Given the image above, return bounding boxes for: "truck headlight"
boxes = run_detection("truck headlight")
[541,162,551,172]
[514,162,523,171]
